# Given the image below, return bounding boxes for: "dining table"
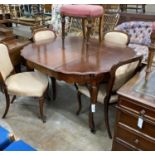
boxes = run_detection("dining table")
[21,36,138,132]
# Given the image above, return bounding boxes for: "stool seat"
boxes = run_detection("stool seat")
[60,5,104,48]
[60,5,103,17]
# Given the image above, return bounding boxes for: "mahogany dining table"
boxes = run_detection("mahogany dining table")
[21,36,138,132]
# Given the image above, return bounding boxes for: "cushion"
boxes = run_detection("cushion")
[34,30,56,42]
[0,127,12,150]
[104,31,128,46]
[115,21,152,45]
[0,44,13,81]
[78,84,117,104]
[4,140,36,151]
[5,71,48,97]
[60,5,103,17]
[113,60,139,91]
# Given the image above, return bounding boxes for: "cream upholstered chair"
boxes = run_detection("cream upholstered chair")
[0,43,48,122]
[33,28,57,100]
[33,28,56,42]
[76,56,142,138]
[104,30,129,47]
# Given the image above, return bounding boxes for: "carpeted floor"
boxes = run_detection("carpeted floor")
[0,80,116,151]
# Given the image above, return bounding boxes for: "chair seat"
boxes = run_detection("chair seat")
[0,127,12,150]
[4,140,36,151]
[5,71,48,97]
[60,5,103,17]
[78,84,117,103]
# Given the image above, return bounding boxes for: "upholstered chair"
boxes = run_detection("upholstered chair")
[60,5,104,48]
[104,30,129,47]
[0,43,48,122]
[33,28,57,42]
[33,28,57,100]
[115,21,153,62]
[76,56,142,138]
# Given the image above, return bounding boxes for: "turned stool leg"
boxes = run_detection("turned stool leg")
[86,17,92,44]
[61,15,65,49]
[82,18,86,40]
[99,16,103,42]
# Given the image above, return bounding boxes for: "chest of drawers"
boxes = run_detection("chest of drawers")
[112,69,155,150]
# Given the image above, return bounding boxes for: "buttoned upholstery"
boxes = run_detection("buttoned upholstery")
[115,21,153,62]
[0,43,48,122]
[104,31,129,46]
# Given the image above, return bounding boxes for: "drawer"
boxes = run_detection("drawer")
[116,125,155,150]
[117,110,155,138]
[119,97,155,122]
[112,140,132,151]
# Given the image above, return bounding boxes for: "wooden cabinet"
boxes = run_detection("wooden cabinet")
[112,69,155,151]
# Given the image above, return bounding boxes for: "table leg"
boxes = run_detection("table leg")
[89,84,99,133]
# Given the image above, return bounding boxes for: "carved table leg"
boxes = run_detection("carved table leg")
[89,83,99,133]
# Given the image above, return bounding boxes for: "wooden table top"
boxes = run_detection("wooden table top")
[21,37,137,78]
[118,68,155,109]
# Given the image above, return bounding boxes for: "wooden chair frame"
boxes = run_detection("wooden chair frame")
[76,55,142,138]
[0,43,48,122]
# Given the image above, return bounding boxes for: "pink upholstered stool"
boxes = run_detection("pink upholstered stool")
[60,5,104,47]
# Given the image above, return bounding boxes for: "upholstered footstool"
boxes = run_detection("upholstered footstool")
[60,5,104,47]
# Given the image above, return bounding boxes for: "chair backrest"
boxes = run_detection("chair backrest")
[33,28,56,42]
[111,56,142,92]
[103,13,120,35]
[115,21,152,45]
[0,43,13,81]
[104,30,129,46]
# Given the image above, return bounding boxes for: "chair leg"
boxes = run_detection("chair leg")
[104,101,112,139]
[39,96,46,123]
[2,88,10,118]
[61,15,65,49]
[89,104,96,133]
[51,77,56,100]
[11,95,16,104]
[76,91,82,115]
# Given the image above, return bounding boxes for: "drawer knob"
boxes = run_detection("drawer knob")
[134,139,139,144]
[140,110,145,115]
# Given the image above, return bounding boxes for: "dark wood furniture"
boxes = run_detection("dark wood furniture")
[112,69,155,150]
[21,36,138,133]
[118,12,155,25]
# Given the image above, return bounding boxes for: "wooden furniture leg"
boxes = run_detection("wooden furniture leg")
[89,83,99,133]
